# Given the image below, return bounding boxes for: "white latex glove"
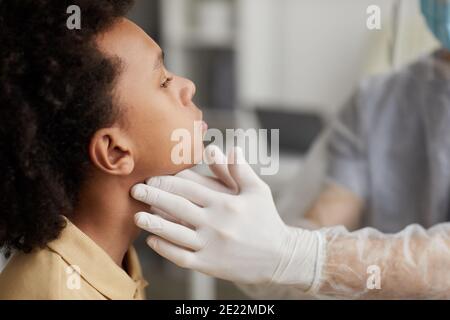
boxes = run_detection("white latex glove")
[131,146,323,291]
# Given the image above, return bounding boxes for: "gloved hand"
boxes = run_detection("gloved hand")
[131,146,322,290]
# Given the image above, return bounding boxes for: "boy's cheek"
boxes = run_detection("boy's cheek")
[131,119,204,176]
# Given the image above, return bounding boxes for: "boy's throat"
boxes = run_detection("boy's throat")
[70,176,146,268]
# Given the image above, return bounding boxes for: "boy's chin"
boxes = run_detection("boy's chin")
[170,162,198,176]
[173,149,206,173]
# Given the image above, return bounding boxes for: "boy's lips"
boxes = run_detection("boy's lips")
[201,120,208,132]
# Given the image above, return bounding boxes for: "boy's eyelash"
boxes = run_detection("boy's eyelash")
[161,76,173,88]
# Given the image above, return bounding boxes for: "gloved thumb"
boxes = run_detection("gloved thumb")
[228,147,263,192]
[204,145,238,193]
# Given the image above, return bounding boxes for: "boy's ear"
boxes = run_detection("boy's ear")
[89,128,135,175]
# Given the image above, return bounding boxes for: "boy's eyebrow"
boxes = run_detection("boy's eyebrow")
[153,50,165,70]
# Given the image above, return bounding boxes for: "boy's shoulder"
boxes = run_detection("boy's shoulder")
[0,247,67,300]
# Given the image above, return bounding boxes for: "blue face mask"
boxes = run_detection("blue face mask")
[421,0,450,50]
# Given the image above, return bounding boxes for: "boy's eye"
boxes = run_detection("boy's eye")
[160,76,173,88]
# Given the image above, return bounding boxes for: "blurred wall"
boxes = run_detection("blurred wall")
[236,0,438,115]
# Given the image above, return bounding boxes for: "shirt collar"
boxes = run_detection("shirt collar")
[47,217,148,300]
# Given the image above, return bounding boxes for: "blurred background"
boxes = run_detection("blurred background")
[127,0,436,299]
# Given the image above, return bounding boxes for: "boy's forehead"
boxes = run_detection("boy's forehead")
[96,18,160,66]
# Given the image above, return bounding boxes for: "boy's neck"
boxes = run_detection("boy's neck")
[70,174,148,268]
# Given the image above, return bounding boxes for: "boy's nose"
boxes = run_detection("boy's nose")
[180,78,196,106]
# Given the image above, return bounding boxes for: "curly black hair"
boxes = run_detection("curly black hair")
[0,0,135,256]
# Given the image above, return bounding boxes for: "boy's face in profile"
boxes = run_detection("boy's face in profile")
[95,18,205,180]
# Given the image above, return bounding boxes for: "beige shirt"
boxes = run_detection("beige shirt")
[0,219,148,300]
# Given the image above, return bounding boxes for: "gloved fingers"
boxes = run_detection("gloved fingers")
[135,212,203,251]
[131,184,206,226]
[204,145,239,193]
[150,206,195,229]
[145,175,224,207]
[175,169,233,194]
[146,235,198,269]
[228,147,264,192]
